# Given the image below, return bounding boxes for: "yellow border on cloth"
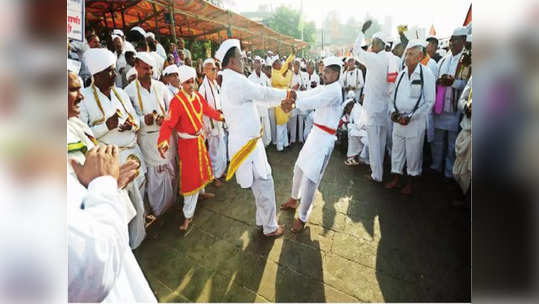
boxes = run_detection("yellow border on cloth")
[225,128,263,181]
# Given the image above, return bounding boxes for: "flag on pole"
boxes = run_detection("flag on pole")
[463,4,472,26]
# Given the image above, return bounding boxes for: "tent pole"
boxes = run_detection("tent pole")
[169,0,177,44]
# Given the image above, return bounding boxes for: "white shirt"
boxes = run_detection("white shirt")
[391,64,436,138]
[291,70,309,90]
[458,77,472,131]
[348,103,368,137]
[435,50,466,131]
[248,70,272,118]
[343,68,364,90]
[294,80,343,183]
[156,43,167,60]
[353,32,395,126]
[124,79,172,134]
[80,85,139,147]
[220,68,286,188]
[306,72,320,89]
[199,76,225,134]
[67,174,156,303]
[151,52,165,80]
[167,84,179,96]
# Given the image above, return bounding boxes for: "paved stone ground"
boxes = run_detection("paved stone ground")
[134,143,471,302]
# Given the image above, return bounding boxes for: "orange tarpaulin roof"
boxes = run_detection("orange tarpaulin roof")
[85,0,309,52]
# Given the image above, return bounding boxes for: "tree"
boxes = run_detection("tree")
[265,6,316,44]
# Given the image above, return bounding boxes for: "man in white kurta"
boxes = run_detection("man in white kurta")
[248,56,273,147]
[343,58,365,99]
[217,39,289,237]
[289,59,309,144]
[431,27,468,179]
[279,57,343,232]
[199,58,228,185]
[345,99,369,166]
[67,148,156,303]
[303,62,320,141]
[384,43,435,195]
[79,48,148,249]
[124,52,177,217]
[352,21,395,182]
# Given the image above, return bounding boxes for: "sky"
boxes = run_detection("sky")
[224,0,471,39]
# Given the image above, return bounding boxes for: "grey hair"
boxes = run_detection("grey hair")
[371,38,386,50]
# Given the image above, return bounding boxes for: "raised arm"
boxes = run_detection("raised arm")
[157,97,181,149]
[296,85,341,111]
[242,76,287,107]
[199,94,224,121]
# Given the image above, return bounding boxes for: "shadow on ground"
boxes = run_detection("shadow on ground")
[134,143,470,302]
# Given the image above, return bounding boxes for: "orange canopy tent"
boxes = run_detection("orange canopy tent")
[85,0,309,53]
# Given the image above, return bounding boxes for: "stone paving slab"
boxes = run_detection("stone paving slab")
[135,144,470,302]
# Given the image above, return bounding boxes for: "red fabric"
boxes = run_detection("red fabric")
[314,123,336,135]
[157,90,222,195]
[386,72,398,83]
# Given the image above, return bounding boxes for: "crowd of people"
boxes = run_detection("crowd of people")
[67,20,472,302]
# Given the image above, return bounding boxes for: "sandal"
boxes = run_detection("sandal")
[344,158,359,166]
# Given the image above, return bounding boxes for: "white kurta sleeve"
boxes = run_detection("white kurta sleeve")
[80,99,110,138]
[352,32,381,68]
[241,76,287,106]
[68,175,128,303]
[296,85,339,111]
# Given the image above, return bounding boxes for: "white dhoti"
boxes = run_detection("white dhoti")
[366,125,387,182]
[268,107,277,144]
[304,112,314,142]
[208,131,228,178]
[119,145,147,250]
[297,113,306,143]
[287,110,299,144]
[276,124,289,151]
[391,129,425,176]
[453,129,471,194]
[138,132,177,217]
[182,189,204,219]
[251,174,279,234]
[291,127,334,222]
[347,131,369,164]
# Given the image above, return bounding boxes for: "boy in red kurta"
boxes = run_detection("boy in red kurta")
[158,65,224,230]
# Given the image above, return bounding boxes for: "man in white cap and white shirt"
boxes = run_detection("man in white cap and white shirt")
[384,41,435,195]
[199,57,228,187]
[67,65,156,303]
[162,64,180,96]
[303,61,320,141]
[216,39,295,237]
[79,48,148,249]
[430,26,468,179]
[124,52,177,218]
[146,31,167,61]
[352,20,397,183]
[248,56,272,147]
[279,56,344,232]
[289,58,309,144]
[343,57,365,100]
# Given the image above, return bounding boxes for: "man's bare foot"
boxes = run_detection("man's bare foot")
[384,177,400,189]
[291,218,305,233]
[213,178,224,188]
[280,198,298,210]
[179,218,192,231]
[365,174,381,184]
[400,183,413,195]
[198,192,215,201]
[264,224,285,237]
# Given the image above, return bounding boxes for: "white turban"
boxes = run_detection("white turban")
[203,58,215,66]
[466,34,472,43]
[131,26,146,37]
[178,65,197,83]
[163,64,179,76]
[67,59,81,74]
[145,32,155,40]
[452,26,468,37]
[112,29,124,37]
[269,55,280,66]
[83,48,116,75]
[215,39,241,62]
[111,34,122,41]
[406,39,427,51]
[135,51,155,68]
[323,56,342,68]
[126,67,137,80]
